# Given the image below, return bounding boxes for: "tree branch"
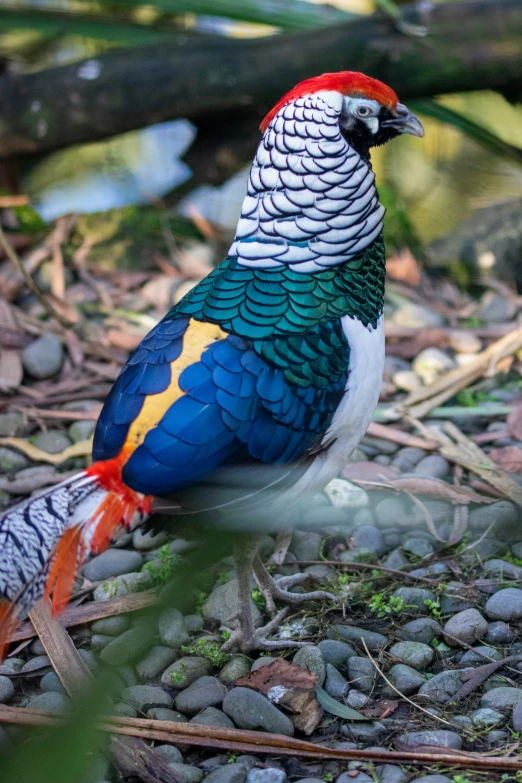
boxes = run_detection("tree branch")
[0,0,521,158]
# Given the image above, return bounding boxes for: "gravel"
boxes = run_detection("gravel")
[247,770,287,783]
[328,625,387,651]
[317,640,356,668]
[204,765,248,783]
[387,664,427,695]
[391,587,436,614]
[202,580,262,629]
[190,707,235,728]
[396,619,442,645]
[418,670,464,704]
[222,688,294,736]
[481,687,522,710]
[395,730,462,750]
[0,676,14,703]
[324,664,349,699]
[158,608,191,648]
[347,657,376,693]
[136,646,178,681]
[121,685,173,712]
[162,657,214,689]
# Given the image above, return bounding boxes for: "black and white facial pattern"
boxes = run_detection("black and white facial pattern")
[229,90,385,274]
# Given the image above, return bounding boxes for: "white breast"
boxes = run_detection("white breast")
[286,315,385,499]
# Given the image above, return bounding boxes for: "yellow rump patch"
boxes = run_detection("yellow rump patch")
[124,319,227,452]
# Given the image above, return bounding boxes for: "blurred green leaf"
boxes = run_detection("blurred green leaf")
[412,98,522,165]
[315,686,367,720]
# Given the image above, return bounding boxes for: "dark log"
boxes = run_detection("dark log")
[0,0,521,158]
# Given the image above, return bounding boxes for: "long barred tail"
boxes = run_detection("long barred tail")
[0,458,152,660]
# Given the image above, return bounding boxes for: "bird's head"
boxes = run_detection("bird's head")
[260,71,423,155]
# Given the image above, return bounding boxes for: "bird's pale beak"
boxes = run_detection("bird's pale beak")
[383,103,424,138]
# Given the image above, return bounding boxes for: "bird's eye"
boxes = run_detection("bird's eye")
[355,105,374,118]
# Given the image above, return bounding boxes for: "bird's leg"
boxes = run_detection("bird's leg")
[252,555,337,614]
[220,538,314,653]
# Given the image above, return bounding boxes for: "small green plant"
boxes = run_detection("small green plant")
[144,545,180,585]
[323,774,334,782]
[452,776,479,783]
[221,629,231,642]
[250,588,266,611]
[181,639,229,668]
[369,593,405,618]
[424,599,442,619]
[170,668,185,686]
[227,754,238,764]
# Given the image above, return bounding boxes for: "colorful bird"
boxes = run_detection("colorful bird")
[0,71,423,655]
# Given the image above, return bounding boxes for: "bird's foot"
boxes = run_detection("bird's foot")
[253,556,337,617]
[220,607,312,654]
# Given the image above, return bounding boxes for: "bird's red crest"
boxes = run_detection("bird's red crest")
[260,71,399,133]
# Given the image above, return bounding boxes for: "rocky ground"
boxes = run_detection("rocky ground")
[3,219,522,781]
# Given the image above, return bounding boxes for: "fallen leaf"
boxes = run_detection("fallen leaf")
[236,659,317,692]
[362,699,399,719]
[0,436,92,465]
[341,462,400,482]
[0,349,22,391]
[386,249,421,286]
[315,686,366,721]
[353,475,496,505]
[489,446,522,474]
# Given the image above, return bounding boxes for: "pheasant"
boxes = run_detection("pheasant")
[0,71,423,654]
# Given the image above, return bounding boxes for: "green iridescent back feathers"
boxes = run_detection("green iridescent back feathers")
[167,237,385,388]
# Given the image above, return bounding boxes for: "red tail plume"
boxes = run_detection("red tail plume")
[44,456,152,616]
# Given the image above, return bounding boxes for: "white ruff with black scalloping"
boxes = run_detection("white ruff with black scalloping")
[229,90,385,274]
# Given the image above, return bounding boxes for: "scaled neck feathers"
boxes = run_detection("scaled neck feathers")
[227,90,385,276]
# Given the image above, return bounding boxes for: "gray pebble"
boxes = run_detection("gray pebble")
[301,506,350,527]
[184,615,204,633]
[391,447,426,472]
[484,621,515,645]
[345,690,369,709]
[460,646,502,666]
[383,549,409,570]
[155,745,184,763]
[375,498,407,526]
[0,676,14,703]
[100,626,153,665]
[40,671,67,695]
[413,456,450,479]
[324,664,349,699]
[202,580,262,629]
[336,774,372,783]
[469,502,519,540]
[328,625,387,652]
[486,729,508,743]
[418,670,464,704]
[317,640,356,668]
[162,657,213,689]
[26,692,71,712]
[91,616,130,636]
[392,587,436,614]
[470,707,504,727]
[222,687,294,736]
[342,721,386,742]
[32,429,71,454]
[114,703,138,718]
[147,708,188,722]
[396,619,442,645]
[409,777,451,783]
[386,664,426,696]
[158,608,190,649]
[481,687,522,710]
[396,730,461,750]
[0,658,24,674]
[247,770,286,783]
[339,548,375,564]
[376,765,409,783]
[83,549,143,581]
[389,641,434,671]
[203,764,248,783]
[175,677,227,715]
[443,608,488,646]
[289,530,322,561]
[512,700,522,732]
[402,538,434,559]
[136,646,178,681]
[167,763,204,783]
[190,706,235,729]
[0,411,24,437]
[251,657,276,672]
[293,646,326,686]
[122,685,173,712]
[0,447,29,474]
[347,657,376,693]
[218,656,251,684]
[352,525,387,557]
[22,333,64,379]
[21,655,51,672]
[68,420,96,443]
[485,587,522,622]
[93,571,152,601]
